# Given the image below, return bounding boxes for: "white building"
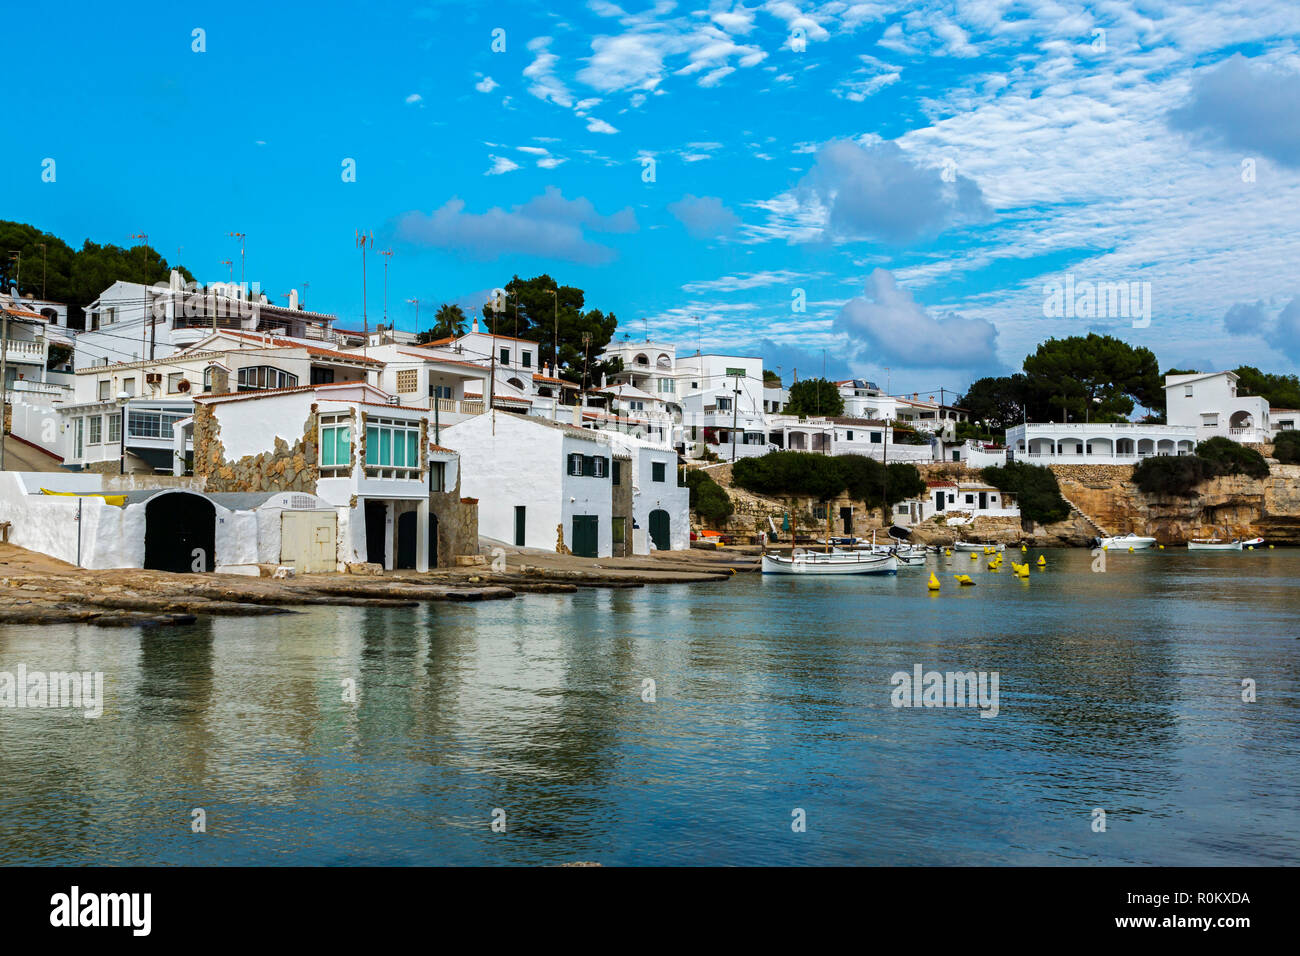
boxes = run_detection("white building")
[603,431,690,552]
[59,330,381,473]
[892,480,1020,528]
[194,382,441,571]
[1,297,53,389]
[1007,422,1196,464]
[443,411,615,557]
[75,272,336,370]
[1164,371,1272,444]
[676,353,770,459]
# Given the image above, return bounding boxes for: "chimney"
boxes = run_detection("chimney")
[289,289,299,311]
[472,315,479,333]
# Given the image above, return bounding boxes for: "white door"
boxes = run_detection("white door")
[281,511,338,573]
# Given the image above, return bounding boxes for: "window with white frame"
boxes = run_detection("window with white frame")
[1185,385,1193,397]
[167,372,184,393]
[364,416,421,477]
[430,460,447,492]
[108,414,121,443]
[98,380,111,401]
[237,365,298,391]
[320,413,353,475]
[87,415,102,444]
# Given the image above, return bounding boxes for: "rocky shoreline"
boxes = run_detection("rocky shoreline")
[0,544,755,628]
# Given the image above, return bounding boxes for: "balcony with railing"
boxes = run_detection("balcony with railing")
[2,337,47,363]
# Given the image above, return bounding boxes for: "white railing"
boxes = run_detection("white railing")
[2,338,46,360]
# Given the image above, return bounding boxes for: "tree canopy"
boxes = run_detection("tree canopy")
[0,220,194,327]
[783,378,845,418]
[1232,366,1300,410]
[418,303,466,342]
[481,274,621,390]
[1021,334,1162,422]
[732,451,923,508]
[958,373,1030,432]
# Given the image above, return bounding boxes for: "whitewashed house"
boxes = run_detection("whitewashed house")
[1006,422,1196,464]
[59,330,380,473]
[676,353,770,459]
[603,431,689,552]
[75,272,336,370]
[193,382,440,571]
[892,480,1020,528]
[443,411,614,557]
[1164,371,1272,443]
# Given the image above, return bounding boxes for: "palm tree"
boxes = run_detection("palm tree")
[418,303,466,343]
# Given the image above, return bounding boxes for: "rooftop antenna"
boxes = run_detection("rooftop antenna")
[356,229,373,358]
[379,248,393,325]
[643,316,649,342]
[227,232,246,285]
[694,313,701,355]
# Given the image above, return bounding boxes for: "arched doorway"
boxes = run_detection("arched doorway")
[396,510,417,569]
[144,492,216,573]
[648,509,670,551]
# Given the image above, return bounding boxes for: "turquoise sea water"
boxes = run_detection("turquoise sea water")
[1,547,1297,866]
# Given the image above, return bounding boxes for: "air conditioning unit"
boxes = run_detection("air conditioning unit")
[145,373,162,385]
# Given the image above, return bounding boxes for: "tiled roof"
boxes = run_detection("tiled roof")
[218,330,384,365]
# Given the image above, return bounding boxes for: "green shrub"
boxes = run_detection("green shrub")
[1195,436,1270,479]
[731,451,923,507]
[980,461,1070,524]
[1131,455,1210,497]
[684,469,733,523]
[1274,430,1300,464]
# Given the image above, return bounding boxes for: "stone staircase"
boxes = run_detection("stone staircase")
[1059,492,1110,538]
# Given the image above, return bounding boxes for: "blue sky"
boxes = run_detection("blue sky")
[7,0,1300,395]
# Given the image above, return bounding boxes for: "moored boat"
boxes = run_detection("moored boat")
[953,541,1005,553]
[761,549,898,575]
[1187,538,1243,551]
[1096,533,1157,550]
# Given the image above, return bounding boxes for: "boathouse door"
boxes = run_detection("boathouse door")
[514,506,526,546]
[395,511,417,570]
[428,513,439,568]
[571,514,598,557]
[648,509,670,551]
[979,491,988,510]
[144,492,216,573]
[935,490,945,512]
[365,501,388,567]
[839,506,853,535]
[281,511,337,573]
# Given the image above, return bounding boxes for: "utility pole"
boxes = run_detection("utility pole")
[548,288,559,375]
[356,230,372,358]
[730,371,741,462]
[1,303,8,470]
[228,232,246,285]
[131,234,149,359]
[301,282,309,310]
[379,248,393,330]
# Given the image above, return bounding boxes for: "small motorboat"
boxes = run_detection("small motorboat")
[1096,533,1157,550]
[1243,537,1265,547]
[761,549,898,575]
[953,541,1005,553]
[859,532,927,567]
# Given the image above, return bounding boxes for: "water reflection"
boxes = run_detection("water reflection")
[0,548,1297,865]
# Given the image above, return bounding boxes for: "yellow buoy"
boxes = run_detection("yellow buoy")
[1158,544,1164,550]
[1269,544,1275,549]
[1020,544,1027,552]
[953,574,976,586]
[1036,555,1046,566]
[970,552,978,560]
[928,573,940,591]
[1248,545,1254,551]
[1128,546,1134,552]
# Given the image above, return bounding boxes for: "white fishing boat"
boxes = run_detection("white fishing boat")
[761,549,898,575]
[953,541,1005,553]
[1243,537,1265,547]
[1187,537,1243,551]
[861,533,927,567]
[1096,532,1157,550]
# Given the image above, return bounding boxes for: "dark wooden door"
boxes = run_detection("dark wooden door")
[648,509,670,551]
[571,515,598,557]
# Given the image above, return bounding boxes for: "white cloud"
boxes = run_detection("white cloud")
[485,155,520,176]
[474,75,499,93]
[586,117,620,134]
[405,93,423,104]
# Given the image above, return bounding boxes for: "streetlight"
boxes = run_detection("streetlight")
[406,298,420,331]
[228,232,246,285]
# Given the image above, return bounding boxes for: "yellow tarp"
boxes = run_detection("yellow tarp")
[40,488,128,507]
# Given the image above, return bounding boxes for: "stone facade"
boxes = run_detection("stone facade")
[192,401,319,493]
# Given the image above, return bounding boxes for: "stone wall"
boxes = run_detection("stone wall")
[193,402,319,493]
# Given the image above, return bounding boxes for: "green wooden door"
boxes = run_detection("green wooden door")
[571,515,598,557]
[648,509,670,551]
